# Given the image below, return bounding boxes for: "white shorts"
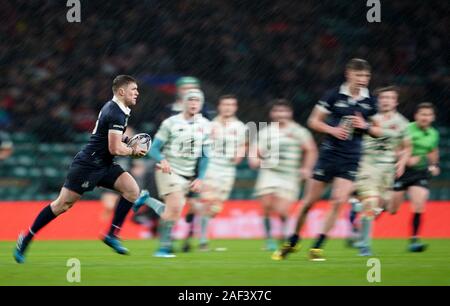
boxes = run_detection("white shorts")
[356,161,395,202]
[254,169,300,202]
[155,170,193,198]
[201,173,236,202]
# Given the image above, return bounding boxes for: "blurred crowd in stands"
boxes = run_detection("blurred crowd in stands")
[1,0,448,142]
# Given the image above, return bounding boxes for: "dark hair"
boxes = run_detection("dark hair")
[112,75,137,93]
[375,85,399,96]
[268,99,293,111]
[218,94,238,103]
[346,58,371,72]
[416,102,435,113]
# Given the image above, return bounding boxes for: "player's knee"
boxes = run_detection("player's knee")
[389,207,397,215]
[51,198,76,215]
[122,187,140,203]
[361,197,378,219]
[263,204,274,214]
[388,202,400,215]
[301,202,312,214]
[330,195,347,207]
[163,204,183,221]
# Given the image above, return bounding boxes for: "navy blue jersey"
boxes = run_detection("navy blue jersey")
[316,84,377,159]
[79,99,130,166]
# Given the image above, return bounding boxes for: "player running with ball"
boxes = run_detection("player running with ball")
[14,75,148,263]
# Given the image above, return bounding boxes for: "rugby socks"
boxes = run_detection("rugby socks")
[159,220,175,249]
[360,216,373,247]
[21,204,56,251]
[186,221,195,240]
[146,197,166,216]
[412,212,422,239]
[185,213,195,239]
[312,234,327,249]
[199,216,210,245]
[288,233,300,247]
[280,216,288,239]
[185,212,195,223]
[108,197,133,237]
[349,210,358,230]
[263,215,272,239]
[349,198,362,232]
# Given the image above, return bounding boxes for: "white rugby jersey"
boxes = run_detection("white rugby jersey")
[207,117,247,179]
[257,121,312,176]
[155,113,211,177]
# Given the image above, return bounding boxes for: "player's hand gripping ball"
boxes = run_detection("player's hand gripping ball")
[127,133,151,158]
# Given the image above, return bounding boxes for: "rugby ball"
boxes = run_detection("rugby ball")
[127,133,152,151]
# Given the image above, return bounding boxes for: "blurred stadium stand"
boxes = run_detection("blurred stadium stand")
[0,0,448,200]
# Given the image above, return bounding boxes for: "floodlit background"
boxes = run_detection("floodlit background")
[1,0,448,202]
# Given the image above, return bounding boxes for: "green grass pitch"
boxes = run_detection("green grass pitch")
[1,239,449,286]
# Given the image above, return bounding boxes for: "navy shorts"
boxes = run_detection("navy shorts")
[312,153,360,183]
[63,159,126,195]
[393,168,430,191]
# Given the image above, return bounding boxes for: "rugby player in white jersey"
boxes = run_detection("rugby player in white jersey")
[133,89,211,257]
[185,94,247,251]
[249,99,317,251]
[349,86,411,256]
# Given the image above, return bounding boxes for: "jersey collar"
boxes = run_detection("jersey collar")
[339,83,370,101]
[112,96,131,116]
[214,116,237,124]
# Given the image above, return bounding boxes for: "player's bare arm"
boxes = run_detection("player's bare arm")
[349,112,382,137]
[395,138,412,178]
[299,138,318,179]
[248,142,262,169]
[307,106,348,140]
[428,148,440,176]
[108,131,146,157]
[233,142,247,165]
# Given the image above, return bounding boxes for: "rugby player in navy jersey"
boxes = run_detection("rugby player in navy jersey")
[14,75,148,263]
[272,59,382,261]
